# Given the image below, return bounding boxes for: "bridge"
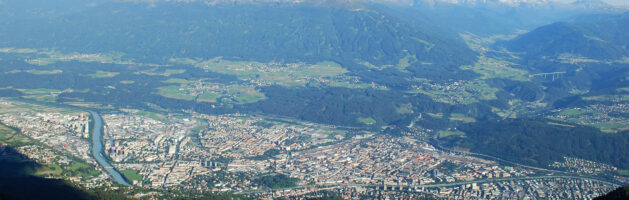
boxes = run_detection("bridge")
[529,71,566,81]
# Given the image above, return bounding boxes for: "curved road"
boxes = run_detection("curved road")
[89,111,131,186]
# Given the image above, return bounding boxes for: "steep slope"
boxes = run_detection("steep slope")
[0,0,105,23]
[504,12,629,61]
[594,186,629,200]
[0,1,476,67]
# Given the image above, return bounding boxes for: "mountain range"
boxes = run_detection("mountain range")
[0,0,628,178]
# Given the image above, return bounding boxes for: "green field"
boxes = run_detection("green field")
[449,113,476,123]
[137,68,186,76]
[460,57,528,81]
[19,50,138,66]
[180,57,370,88]
[25,69,63,75]
[395,103,414,114]
[617,87,629,92]
[0,124,33,147]
[163,78,194,84]
[0,99,80,114]
[593,122,629,134]
[437,130,465,138]
[197,92,221,103]
[136,110,168,123]
[34,163,64,177]
[67,161,100,178]
[121,169,143,182]
[396,54,418,72]
[87,70,119,78]
[357,117,376,125]
[356,55,419,73]
[16,88,64,103]
[155,81,266,105]
[409,80,498,104]
[582,95,629,102]
[155,85,196,101]
[427,113,444,118]
[223,85,267,104]
[559,109,585,116]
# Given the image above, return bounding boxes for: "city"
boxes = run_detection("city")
[0,98,624,199]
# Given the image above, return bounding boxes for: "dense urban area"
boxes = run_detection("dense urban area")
[0,98,625,199]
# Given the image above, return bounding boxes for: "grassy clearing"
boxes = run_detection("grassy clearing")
[18,88,62,95]
[356,55,418,73]
[23,95,57,103]
[427,113,443,118]
[547,122,576,128]
[396,54,418,72]
[395,103,414,114]
[154,81,266,105]
[617,87,629,92]
[0,124,33,147]
[155,85,196,101]
[34,163,63,177]
[197,92,221,103]
[0,99,79,114]
[582,95,629,102]
[325,81,373,89]
[17,88,70,102]
[25,69,63,75]
[357,117,376,125]
[437,130,465,138]
[86,70,119,78]
[409,80,498,105]
[121,169,143,182]
[449,113,476,123]
[559,109,585,116]
[185,57,365,88]
[28,52,125,65]
[460,57,528,81]
[137,68,186,76]
[68,161,99,178]
[592,122,629,134]
[222,85,267,104]
[136,110,168,123]
[163,78,194,84]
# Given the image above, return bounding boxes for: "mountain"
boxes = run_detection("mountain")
[0,0,105,23]
[503,12,629,61]
[0,145,104,200]
[594,186,629,200]
[571,0,612,10]
[0,1,476,67]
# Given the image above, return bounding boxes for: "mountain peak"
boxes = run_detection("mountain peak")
[571,0,611,9]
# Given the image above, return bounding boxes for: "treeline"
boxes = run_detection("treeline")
[253,174,298,189]
[444,118,629,169]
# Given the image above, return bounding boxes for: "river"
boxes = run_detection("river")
[89,111,131,186]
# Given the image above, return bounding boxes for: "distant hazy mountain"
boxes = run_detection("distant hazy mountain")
[0,1,477,66]
[504,12,629,61]
[571,0,612,9]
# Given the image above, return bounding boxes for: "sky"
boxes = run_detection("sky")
[553,0,629,7]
